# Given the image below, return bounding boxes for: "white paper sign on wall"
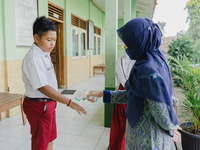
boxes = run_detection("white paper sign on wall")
[15,0,38,47]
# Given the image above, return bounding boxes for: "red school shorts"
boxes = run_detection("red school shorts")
[23,97,57,150]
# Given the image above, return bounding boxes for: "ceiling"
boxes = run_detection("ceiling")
[91,0,156,19]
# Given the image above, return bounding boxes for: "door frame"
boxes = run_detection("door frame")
[48,1,65,88]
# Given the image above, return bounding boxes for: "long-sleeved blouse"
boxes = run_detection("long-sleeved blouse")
[104,90,177,150]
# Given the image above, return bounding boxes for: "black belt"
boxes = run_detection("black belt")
[26,96,54,102]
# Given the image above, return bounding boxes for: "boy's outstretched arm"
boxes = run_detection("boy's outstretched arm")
[38,85,87,115]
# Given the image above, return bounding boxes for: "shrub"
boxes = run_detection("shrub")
[169,56,200,133]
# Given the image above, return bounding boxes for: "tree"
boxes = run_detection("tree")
[167,32,194,62]
[185,0,200,63]
[156,21,166,36]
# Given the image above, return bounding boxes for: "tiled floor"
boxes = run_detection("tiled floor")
[0,75,110,150]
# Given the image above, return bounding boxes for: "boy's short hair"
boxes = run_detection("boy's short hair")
[33,16,57,37]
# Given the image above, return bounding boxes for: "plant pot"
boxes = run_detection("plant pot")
[179,121,200,150]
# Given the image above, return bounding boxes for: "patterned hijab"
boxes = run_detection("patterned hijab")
[117,17,178,127]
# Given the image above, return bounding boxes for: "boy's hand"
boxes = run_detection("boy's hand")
[69,101,87,115]
[86,90,103,103]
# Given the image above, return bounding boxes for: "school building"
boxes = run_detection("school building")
[0,0,157,125]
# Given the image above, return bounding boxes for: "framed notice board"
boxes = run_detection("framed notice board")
[15,0,38,47]
[87,20,94,50]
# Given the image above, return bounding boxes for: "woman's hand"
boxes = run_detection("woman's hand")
[173,126,182,142]
[69,101,87,115]
[86,90,103,103]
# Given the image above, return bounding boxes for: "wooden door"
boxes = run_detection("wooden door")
[48,1,64,88]
[50,23,62,87]
[50,23,58,86]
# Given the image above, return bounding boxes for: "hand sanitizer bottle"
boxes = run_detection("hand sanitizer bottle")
[88,96,98,102]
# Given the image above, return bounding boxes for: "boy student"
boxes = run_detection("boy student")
[22,16,87,150]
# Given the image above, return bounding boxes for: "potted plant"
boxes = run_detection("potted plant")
[168,55,200,150]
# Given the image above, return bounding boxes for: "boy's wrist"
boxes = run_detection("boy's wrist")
[67,99,71,106]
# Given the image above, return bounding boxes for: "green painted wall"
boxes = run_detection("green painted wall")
[132,0,136,19]
[0,0,4,60]
[70,0,89,20]
[117,19,125,58]
[90,2,105,55]
[118,19,124,29]
[90,2,103,28]
[38,0,48,16]
[65,0,71,56]
[3,0,20,60]
[49,0,65,9]
[101,13,105,55]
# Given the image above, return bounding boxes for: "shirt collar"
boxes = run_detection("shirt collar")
[32,43,51,57]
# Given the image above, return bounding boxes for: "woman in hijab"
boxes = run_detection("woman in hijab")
[109,51,135,150]
[87,18,179,149]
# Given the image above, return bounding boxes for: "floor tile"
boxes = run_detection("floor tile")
[0,126,20,136]
[95,138,109,150]
[15,140,31,150]
[69,119,90,127]
[57,124,68,133]
[81,127,104,138]
[54,133,78,146]
[92,114,104,122]
[0,137,26,150]
[72,136,99,149]
[56,117,74,126]
[9,128,31,140]
[61,126,85,135]
[53,143,70,150]
[88,120,105,129]
[69,146,93,150]
[59,109,79,119]
[101,128,110,140]
[76,113,95,120]
[0,136,7,142]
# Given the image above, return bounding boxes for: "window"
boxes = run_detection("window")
[93,36,96,55]
[80,32,86,56]
[71,14,87,58]
[72,29,79,56]
[93,35,101,56]
[97,37,101,55]
[93,26,101,56]
[72,27,87,57]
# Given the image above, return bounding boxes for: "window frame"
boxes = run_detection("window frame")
[71,25,87,59]
[93,34,101,57]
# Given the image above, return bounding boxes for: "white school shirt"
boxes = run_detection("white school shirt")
[22,43,58,98]
[115,53,135,87]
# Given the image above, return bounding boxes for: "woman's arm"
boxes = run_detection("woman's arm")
[110,90,127,103]
[147,99,178,136]
[87,90,127,103]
